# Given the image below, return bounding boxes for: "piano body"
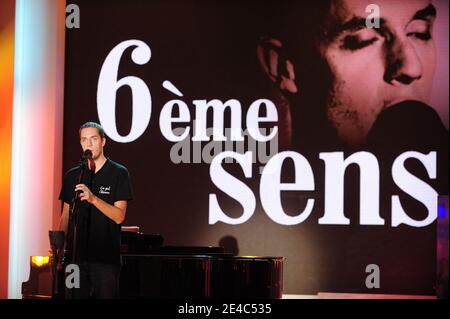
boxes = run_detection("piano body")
[22,230,283,299]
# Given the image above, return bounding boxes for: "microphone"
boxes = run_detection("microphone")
[82,149,92,160]
[367,100,448,151]
[80,149,93,170]
[367,100,448,193]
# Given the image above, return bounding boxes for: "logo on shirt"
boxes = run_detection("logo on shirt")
[99,186,111,195]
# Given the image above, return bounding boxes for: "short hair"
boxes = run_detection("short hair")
[281,1,333,57]
[79,122,105,138]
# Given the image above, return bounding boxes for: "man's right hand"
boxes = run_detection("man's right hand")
[59,202,70,234]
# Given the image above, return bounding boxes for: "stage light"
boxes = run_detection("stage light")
[31,256,49,268]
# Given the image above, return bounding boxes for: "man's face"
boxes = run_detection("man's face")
[321,0,436,146]
[80,127,105,160]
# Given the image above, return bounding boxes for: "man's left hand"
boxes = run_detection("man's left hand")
[75,184,96,204]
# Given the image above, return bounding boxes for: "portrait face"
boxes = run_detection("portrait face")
[320,0,437,146]
[80,126,105,160]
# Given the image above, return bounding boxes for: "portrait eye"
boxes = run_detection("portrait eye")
[342,36,378,51]
[340,28,380,51]
[407,31,432,41]
[406,20,432,42]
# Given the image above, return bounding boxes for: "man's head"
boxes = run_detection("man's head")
[321,0,437,146]
[259,0,437,148]
[79,122,106,160]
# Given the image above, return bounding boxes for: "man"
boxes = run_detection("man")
[59,122,133,298]
[257,0,448,197]
[256,0,447,294]
[257,0,446,151]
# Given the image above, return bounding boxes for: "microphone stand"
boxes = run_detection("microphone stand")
[64,151,92,298]
[49,230,65,299]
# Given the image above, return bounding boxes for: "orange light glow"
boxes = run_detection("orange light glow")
[31,256,50,267]
[0,0,15,299]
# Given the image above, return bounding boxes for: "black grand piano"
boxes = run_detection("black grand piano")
[22,229,283,299]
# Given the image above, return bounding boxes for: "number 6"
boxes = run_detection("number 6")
[97,39,152,143]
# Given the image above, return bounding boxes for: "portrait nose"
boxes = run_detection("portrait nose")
[384,40,423,86]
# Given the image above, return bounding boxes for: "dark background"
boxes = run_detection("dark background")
[63,0,440,294]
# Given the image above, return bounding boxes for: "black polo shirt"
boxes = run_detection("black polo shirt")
[59,158,133,265]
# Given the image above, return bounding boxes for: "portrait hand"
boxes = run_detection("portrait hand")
[257,37,298,149]
[257,37,297,93]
